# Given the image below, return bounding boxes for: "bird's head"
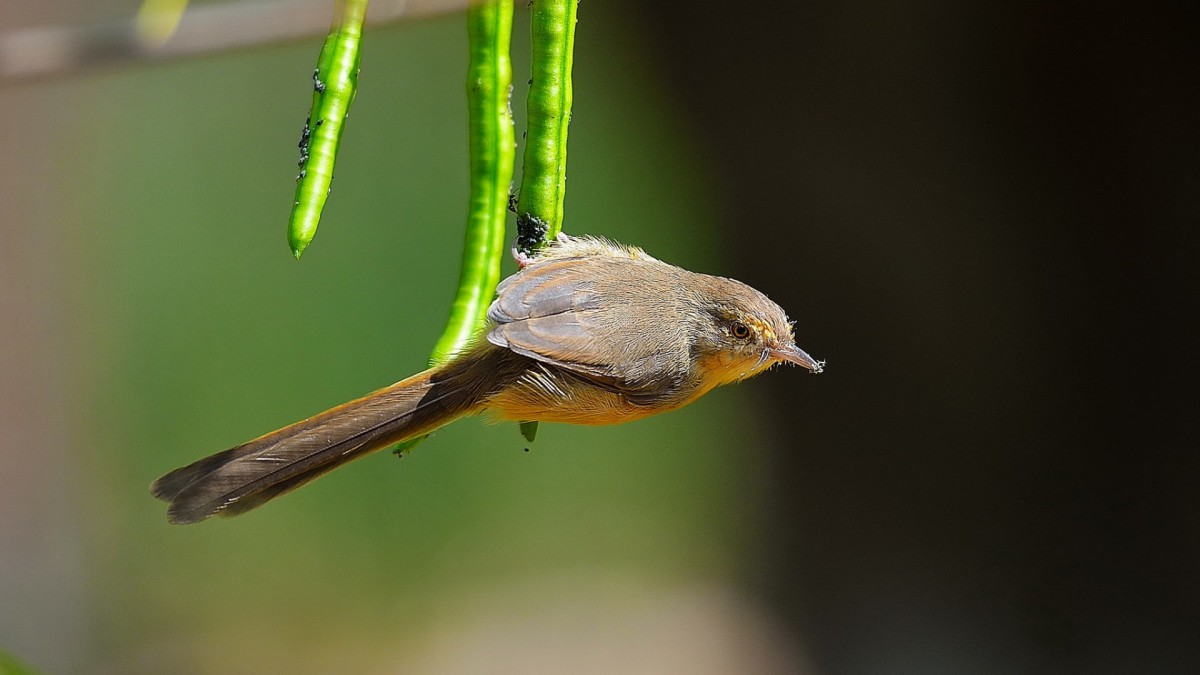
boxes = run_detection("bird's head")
[689,276,823,389]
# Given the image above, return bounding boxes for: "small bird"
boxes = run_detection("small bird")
[151,236,822,524]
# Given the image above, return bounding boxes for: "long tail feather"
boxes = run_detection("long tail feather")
[151,348,519,524]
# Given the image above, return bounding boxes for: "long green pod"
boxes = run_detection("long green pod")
[288,0,367,258]
[430,0,516,364]
[513,0,579,442]
[515,0,578,256]
[396,0,515,455]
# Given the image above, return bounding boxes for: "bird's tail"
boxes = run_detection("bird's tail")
[151,349,513,524]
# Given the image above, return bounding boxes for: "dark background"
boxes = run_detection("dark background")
[640,1,1200,672]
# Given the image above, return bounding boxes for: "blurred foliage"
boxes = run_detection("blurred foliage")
[45,8,771,671]
[0,650,44,675]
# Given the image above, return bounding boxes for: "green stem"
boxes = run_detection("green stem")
[288,0,368,259]
[515,0,578,256]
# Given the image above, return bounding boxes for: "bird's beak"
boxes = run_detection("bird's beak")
[769,343,825,373]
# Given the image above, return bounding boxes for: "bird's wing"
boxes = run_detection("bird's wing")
[486,256,676,391]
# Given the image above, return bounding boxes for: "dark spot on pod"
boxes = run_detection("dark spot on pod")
[515,213,549,257]
[298,119,311,167]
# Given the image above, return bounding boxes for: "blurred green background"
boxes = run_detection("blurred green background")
[2,4,795,674]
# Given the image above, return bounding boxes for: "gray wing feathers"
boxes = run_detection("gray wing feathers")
[485,256,686,392]
[488,259,600,324]
[488,312,611,378]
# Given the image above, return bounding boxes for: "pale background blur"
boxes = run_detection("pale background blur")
[2,1,1198,674]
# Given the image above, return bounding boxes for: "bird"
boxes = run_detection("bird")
[151,235,823,524]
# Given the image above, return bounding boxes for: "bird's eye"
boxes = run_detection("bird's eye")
[730,321,752,340]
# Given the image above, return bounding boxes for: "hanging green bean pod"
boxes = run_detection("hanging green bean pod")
[396,0,515,455]
[514,0,579,256]
[511,0,579,441]
[430,0,516,364]
[287,0,367,258]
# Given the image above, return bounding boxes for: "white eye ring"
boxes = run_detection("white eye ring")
[730,321,751,340]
